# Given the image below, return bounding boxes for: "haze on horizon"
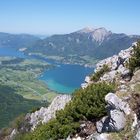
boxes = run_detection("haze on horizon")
[0,0,140,35]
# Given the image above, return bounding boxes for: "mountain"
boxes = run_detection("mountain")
[25,27,140,63]
[0,32,39,49]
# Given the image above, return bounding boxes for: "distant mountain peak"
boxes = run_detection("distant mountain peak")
[77,27,95,33]
[91,27,112,44]
[76,27,112,44]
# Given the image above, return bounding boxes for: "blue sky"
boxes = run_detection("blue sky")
[0,0,140,35]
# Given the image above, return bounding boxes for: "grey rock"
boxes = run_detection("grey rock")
[94,45,133,83]
[89,133,109,140]
[120,68,131,81]
[105,93,131,115]
[95,46,132,73]
[134,128,140,140]
[29,95,71,130]
[96,117,108,133]
[108,109,126,132]
[9,129,18,140]
[132,113,138,131]
[96,110,126,132]
[100,70,116,82]
[96,93,131,133]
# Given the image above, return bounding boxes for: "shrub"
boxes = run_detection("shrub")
[18,82,115,140]
[128,41,140,73]
[91,64,110,82]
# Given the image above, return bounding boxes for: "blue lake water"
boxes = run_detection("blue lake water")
[0,47,94,94]
[39,64,93,94]
[0,47,25,58]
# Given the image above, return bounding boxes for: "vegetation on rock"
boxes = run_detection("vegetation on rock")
[16,82,115,140]
[128,41,140,73]
[91,64,110,82]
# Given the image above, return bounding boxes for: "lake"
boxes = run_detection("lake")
[39,64,93,94]
[0,47,94,94]
[0,47,25,58]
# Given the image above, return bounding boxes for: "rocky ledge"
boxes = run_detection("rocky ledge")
[28,95,71,130]
[74,42,140,140]
[81,42,137,89]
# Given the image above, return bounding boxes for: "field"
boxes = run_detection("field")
[0,57,58,102]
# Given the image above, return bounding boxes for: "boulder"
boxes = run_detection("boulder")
[105,93,131,115]
[96,110,126,132]
[108,109,126,131]
[96,93,131,133]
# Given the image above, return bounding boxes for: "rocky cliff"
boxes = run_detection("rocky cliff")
[79,41,140,140]
[29,95,71,130]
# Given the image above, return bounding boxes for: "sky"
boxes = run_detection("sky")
[0,0,140,35]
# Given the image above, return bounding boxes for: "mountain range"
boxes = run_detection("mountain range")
[0,32,39,49]
[25,27,140,62]
[0,28,139,65]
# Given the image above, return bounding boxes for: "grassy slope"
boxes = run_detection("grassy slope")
[0,85,44,128]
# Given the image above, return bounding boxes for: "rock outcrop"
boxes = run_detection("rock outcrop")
[81,43,136,89]
[95,46,133,82]
[96,93,131,133]
[135,128,140,140]
[89,133,110,140]
[29,95,71,130]
[81,76,93,89]
[105,93,131,115]
[95,46,133,72]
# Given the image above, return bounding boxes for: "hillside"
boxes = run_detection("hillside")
[25,27,140,66]
[1,41,140,140]
[0,32,39,49]
[0,84,45,129]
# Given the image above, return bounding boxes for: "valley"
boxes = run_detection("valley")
[0,57,57,101]
[0,56,58,128]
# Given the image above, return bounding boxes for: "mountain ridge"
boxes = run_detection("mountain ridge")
[0,32,39,49]
[25,27,140,66]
